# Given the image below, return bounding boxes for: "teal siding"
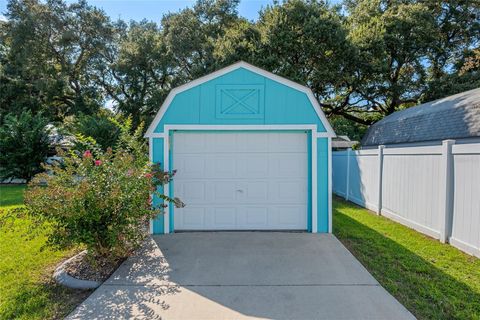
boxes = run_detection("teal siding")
[150,65,332,234]
[155,67,326,132]
[317,138,329,232]
[152,138,165,234]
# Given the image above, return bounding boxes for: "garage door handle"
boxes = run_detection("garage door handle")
[236,189,244,193]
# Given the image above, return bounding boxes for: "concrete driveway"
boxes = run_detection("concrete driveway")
[67,232,415,319]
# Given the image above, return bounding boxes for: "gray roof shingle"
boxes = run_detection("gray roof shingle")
[361,88,480,146]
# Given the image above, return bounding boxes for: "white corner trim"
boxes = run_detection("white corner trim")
[316,132,332,138]
[328,137,332,233]
[163,134,170,234]
[148,133,167,138]
[311,135,318,233]
[144,61,336,138]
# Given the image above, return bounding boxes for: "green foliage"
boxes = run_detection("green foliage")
[94,20,172,128]
[214,18,260,65]
[345,0,480,118]
[329,115,368,142]
[69,110,120,150]
[0,111,50,181]
[422,48,480,102]
[0,0,115,122]
[422,71,480,102]
[24,119,176,259]
[1,0,479,133]
[256,0,356,94]
[333,197,480,319]
[162,0,240,80]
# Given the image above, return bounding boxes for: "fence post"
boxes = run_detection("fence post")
[345,148,351,200]
[439,139,455,243]
[377,145,385,215]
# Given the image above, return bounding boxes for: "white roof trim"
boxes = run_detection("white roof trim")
[144,61,336,137]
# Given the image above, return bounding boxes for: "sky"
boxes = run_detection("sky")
[0,0,275,22]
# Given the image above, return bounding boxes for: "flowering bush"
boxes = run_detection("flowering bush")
[24,120,177,260]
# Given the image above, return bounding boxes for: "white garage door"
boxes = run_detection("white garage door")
[172,132,308,230]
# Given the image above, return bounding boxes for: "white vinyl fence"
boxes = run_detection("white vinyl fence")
[333,141,480,258]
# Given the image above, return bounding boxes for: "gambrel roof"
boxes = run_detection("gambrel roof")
[145,61,335,137]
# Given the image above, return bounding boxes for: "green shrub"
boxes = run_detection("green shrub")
[24,119,177,259]
[0,111,50,181]
[69,110,121,151]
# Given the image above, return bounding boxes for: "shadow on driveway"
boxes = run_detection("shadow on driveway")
[67,232,415,319]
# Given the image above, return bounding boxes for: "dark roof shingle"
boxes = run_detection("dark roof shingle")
[361,88,480,146]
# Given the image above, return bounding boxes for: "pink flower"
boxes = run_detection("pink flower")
[94,160,102,166]
[144,173,153,179]
[126,169,134,176]
[83,150,92,158]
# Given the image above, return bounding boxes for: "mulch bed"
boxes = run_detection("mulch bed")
[63,251,124,282]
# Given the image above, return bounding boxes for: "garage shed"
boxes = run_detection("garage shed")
[145,61,335,234]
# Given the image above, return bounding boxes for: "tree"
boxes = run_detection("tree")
[94,20,172,127]
[342,0,480,122]
[422,47,480,101]
[68,109,120,150]
[161,0,241,82]
[213,18,260,65]
[329,115,369,142]
[1,0,479,130]
[0,111,50,181]
[95,0,244,126]
[346,0,436,119]
[255,0,364,123]
[1,0,115,121]
[423,0,480,81]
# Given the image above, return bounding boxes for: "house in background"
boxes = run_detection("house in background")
[332,135,358,150]
[361,88,480,148]
[145,61,336,234]
[333,87,480,257]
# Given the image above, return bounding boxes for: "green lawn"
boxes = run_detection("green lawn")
[0,185,26,209]
[0,185,90,320]
[2,185,479,319]
[333,196,480,320]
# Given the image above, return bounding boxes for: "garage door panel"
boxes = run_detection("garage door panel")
[173,132,308,230]
[269,153,308,178]
[176,156,206,179]
[180,207,206,229]
[271,180,307,203]
[237,133,269,152]
[245,207,268,227]
[174,134,206,153]
[213,181,237,202]
[213,207,237,227]
[176,179,306,206]
[276,206,307,226]
[267,133,307,153]
[245,181,268,202]
[210,134,238,153]
[206,156,237,178]
[238,155,269,178]
[175,181,206,202]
